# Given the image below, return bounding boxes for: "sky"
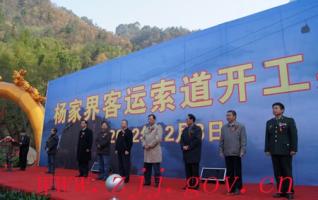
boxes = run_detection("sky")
[51,0,290,32]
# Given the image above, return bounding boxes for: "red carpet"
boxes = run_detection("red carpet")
[0,167,317,200]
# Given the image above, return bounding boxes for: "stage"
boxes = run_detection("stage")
[0,167,317,200]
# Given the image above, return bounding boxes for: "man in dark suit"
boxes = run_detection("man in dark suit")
[76,120,93,177]
[180,114,202,190]
[45,128,59,174]
[115,119,133,183]
[19,130,30,171]
[265,102,298,200]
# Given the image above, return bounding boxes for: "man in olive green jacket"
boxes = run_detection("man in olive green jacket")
[265,102,298,200]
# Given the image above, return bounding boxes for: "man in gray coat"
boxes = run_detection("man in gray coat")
[219,110,247,195]
[141,114,163,187]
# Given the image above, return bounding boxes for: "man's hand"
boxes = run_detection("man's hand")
[86,149,90,152]
[183,146,189,151]
[144,145,150,150]
[240,152,245,157]
[115,150,118,154]
[265,152,271,156]
[124,150,129,155]
[290,151,296,156]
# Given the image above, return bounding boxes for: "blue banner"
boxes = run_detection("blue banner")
[40,0,318,186]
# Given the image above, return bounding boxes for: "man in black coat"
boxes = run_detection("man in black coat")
[265,102,298,200]
[115,119,133,183]
[45,128,59,174]
[180,114,202,190]
[76,120,93,177]
[19,130,30,171]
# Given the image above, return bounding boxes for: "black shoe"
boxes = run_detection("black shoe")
[187,186,199,190]
[273,193,286,198]
[226,192,234,195]
[143,183,151,186]
[286,194,294,199]
[233,190,240,195]
[76,174,83,177]
[192,186,200,190]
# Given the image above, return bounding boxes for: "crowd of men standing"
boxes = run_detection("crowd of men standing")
[38,102,298,199]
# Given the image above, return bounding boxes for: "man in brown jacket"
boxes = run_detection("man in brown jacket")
[95,121,111,180]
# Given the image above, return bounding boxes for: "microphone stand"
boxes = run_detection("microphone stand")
[50,168,56,191]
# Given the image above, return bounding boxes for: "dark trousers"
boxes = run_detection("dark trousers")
[19,148,29,170]
[184,162,200,188]
[6,153,13,171]
[144,162,161,185]
[271,155,294,194]
[78,161,89,176]
[118,153,130,183]
[47,154,56,173]
[225,156,243,192]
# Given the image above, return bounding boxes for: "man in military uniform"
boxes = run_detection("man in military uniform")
[265,102,298,200]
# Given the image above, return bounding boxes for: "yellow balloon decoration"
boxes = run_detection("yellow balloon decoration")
[0,70,45,163]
